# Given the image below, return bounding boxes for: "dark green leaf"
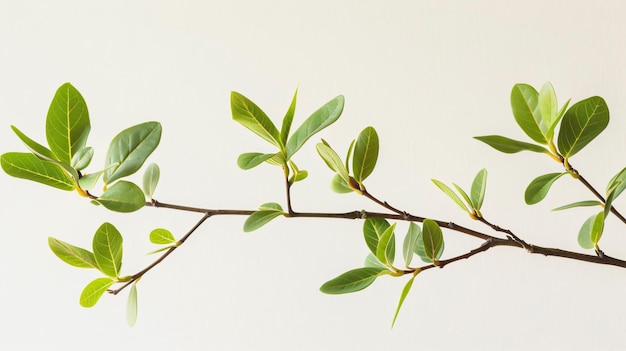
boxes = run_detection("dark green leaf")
[352,126,379,183]
[510,84,547,144]
[391,275,416,328]
[552,200,602,212]
[286,95,344,160]
[1,152,74,190]
[280,88,298,146]
[422,219,444,262]
[470,168,487,211]
[376,223,396,266]
[126,283,138,326]
[149,228,176,245]
[46,83,91,164]
[80,277,114,308]
[402,222,421,267]
[48,237,98,269]
[71,147,94,171]
[92,222,123,278]
[319,267,387,294]
[363,218,391,257]
[97,181,146,213]
[231,91,281,147]
[557,96,609,158]
[142,163,160,199]
[474,135,548,154]
[431,179,469,213]
[525,172,566,205]
[316,142,350,184]
[237,152,276,170]
[104,121,162,184]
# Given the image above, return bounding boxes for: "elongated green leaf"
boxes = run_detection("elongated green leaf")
[258,202,283,211]
[403,222,421,267]
[80,277,114,308]
[280,88,298,146]
[578,212,604,249]
[363,218,391,257]
[376,223,396,266]
[142,163,160,199]
[93,222,123,278]
[46,83,91,164]
[319,267,387,294]
[538,82,558,138]
[431,179,469,213]
[48,237,98,269]
[331,174,353,193]
[231,92,281,147]
[510,84,547,144]
[1,152,74,190]
[243,210,284,232]
[352,126,379,183]
[607,166,626,194]
[474,135,548,154]
[237,152,276,170]
[524,172,566,205]
[97,181,146,213]
[316,142,350,184]
[452,183,473,209]
[364,253,388,270]
[552,200,602,212]
[422,219,444,262]
[286,95,344,159]
[11,125,58,161]
[470,168,487,211]
[391,275,416,328]
[104,122,162,184]
[605,167,626,219]
[149,228,176,245]
[557,96,609,158]
[71,147,94,171]
[126,283,138,326]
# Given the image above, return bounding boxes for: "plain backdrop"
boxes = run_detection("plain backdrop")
[2,1,626,350]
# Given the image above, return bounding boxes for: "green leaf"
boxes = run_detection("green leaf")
[231,91,281,147]
[316,142,350,184]
[352,126,379,183]
[78,170,104,191]
[524,172,566,205]
[402,222,421,267]
[258,202,283,211]
[97,181,146,213]
[280,88,298,146]
[470,168,487,211]
[422,219,444,262]
[376,223,397,266]
[286,95,344,160]
[364,253,388,270]
[474,135,548,154]
[605,167,626,219]
[80,277,114,308]
[71,147,94,171]
[46,83,91,164]
[391,275,416,328]
[243,207,284,232]
[237,152,276,170]
[104,121,162,184]
[538,82,558,138]
[363,218,391,257]
[552,200,602,211]
[48,237,98,269]
[142,163,160,199]
[510,84,547,144]
[11,125,58,161]
[1,152,74,190]
[319,267,387,294]
[92,222,123,278]
[330,173,354,193]
[452,183,473,209]
[149,228,176,245]
[557,96,609,158]
[578,212,604,249]
[126,283,138,327]
[431,179,469,213]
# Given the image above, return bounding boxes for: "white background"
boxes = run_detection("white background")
[1,1,626,350]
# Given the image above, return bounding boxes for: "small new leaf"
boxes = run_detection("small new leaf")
[92,222,123,278]
[142,163,160,199]
[319,267,387,294]
[525,172,566,205]
[422,219,444,262]
[126,283,138,327]
[578,212,604,249]
[470,168,487,211]
[71,147,94,171]
[237,152,276,170]
[280,88,298,146]
[391,275,416,328]
[376,223,397,267]
[431,179,469,214]
[149,228,176,245]
[352,126,379,183]
[80,277,114,308]
[402,222,421,267]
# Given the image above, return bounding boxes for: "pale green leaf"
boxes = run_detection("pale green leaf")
[402,222,421,267]
[237,152,276,170]
[46,83,91,164]
[474,135,548,154]
[330,173,353,193]
[243,210,283,232]
[71,147,94,171]
[391,275,416,328]
[363,218,391,257]
[510,83,547,144]
[352,126,379,183]
[1,152,74,190]
[578,212,604,249]
[231,91,281,147]
[525,172,566,205]
[80,277,114,308]
[78,170,104,190]
[431,179,469,213]
[97,181,146,213]
[104,122,162,184]
[316,142,350,184]
[48,237,98,269]
[422,219,444,262]
[149,228,176,245]
[319,267,387,294]
[142,163,160,199]
[280,88,298,146]
[538,82,558,138]
[376,223,397,266]
[452,183,473,209]
[92,222,123,278]
[552,200,602,211]
[126,283,138,326]
[258,202,283,211]
[557,96,609,158]
[364,253,388,270]
[470,168,487,211]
